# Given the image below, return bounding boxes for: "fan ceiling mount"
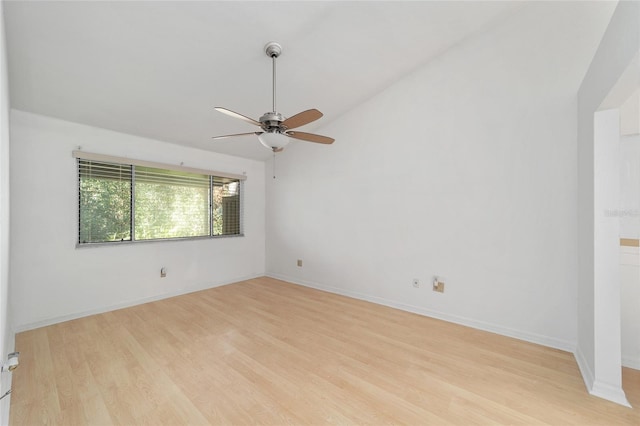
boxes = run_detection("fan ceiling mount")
[212,42,335,153]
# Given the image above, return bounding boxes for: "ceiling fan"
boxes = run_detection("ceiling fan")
[212,42,334,153]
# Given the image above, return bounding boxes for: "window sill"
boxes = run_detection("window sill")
[76,233,244,248]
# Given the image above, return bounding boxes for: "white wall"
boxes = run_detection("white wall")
[621,245,640,370]
[9,110,265,330]
[619,135,640,239]
[265,2,606,351]
[593,109,626,405]
[620,90,639,136]
[0,2,11,424]
[577,0,639,406]
[620,134,640,370]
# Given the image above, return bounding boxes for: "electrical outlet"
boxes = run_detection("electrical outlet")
[433,276,445,293]
[1,352,19,372]
[160,267,166,278]
[412,278,420,288]
[297,259,303,267]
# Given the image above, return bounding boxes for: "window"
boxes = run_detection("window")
[77,156,243,245]
[134,166,210,240]
[78,160,132,243]
[213,177,240,236]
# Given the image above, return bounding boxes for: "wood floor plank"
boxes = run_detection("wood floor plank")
[9,277,640,425]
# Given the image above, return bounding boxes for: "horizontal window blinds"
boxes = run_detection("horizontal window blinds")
[77,156,243,245]
[78,159,132,180]
[72,150,246,181]
[135,166,210,188]
[78,160,132,243]
[213,177,241,236]
[134,166,210,240]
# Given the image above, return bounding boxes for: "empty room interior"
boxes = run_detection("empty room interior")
[0,0,639,424]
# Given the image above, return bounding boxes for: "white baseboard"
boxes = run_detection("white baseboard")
[575,346,595,391]
[591,380,632,407]
[266,273,575,353]
[622,355,640,370]
[14,273,263,333]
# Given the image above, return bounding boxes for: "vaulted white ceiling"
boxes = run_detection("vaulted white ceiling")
[4,1,615,161]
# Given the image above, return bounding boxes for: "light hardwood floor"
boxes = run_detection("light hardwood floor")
[9,277,640,425]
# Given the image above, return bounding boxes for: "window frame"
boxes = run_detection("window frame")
[74,151,246,247]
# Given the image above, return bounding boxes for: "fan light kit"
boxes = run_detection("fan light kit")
[212,42,334,152]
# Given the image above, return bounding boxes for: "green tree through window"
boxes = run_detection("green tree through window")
[134,166,210,240]
[78,159,242,244]
[79,160,132,243]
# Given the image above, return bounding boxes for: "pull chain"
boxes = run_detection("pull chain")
[273,151,276,179]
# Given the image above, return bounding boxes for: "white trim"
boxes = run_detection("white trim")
[72,150,247,181]
[0,330,14,426]
[14,273,262,332]
[0,364,11,426]
[591,380,632,407]
[575,346,633,407]
[575,346,595,392]
[266,273,575,353]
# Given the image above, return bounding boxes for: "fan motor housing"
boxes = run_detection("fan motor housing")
[259,111,286,131]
